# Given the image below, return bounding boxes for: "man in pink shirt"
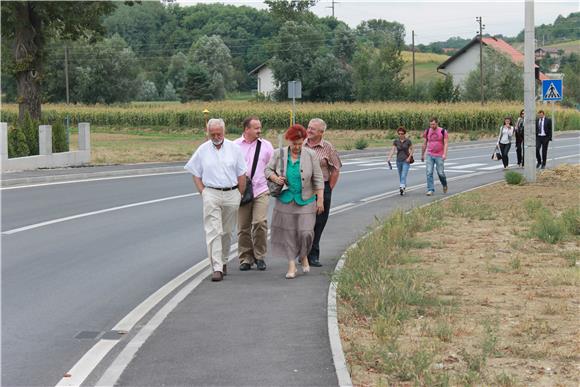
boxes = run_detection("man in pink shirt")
[421,117,449,196]
[234,117,274,271]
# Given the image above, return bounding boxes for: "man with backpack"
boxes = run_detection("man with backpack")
[421,117,449,196]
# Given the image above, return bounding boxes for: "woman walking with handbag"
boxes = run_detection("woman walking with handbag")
[497,117,515,169]
[265,124,324,279]
[387,127,414,196]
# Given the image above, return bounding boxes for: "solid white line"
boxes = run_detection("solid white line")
[113,257,210,332]
[444,169,475,173]
[552,154,580,160]
[2,193,197,235]
[96,268,212,386]
[359,162,387,166]
[1,170,186,190]
[55,339,118,387]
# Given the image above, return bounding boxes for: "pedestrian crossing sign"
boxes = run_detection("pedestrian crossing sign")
[542,79,563,101]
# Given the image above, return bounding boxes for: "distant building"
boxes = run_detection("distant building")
[535,47,561,60]
[442,48,457,54]
[437,36,548,87]
[248,63,275,98]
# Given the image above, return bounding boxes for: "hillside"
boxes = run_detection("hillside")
[401,51,449,84]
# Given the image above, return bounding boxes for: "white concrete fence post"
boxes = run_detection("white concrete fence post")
[78,122,90,151]
[39,125,53,155]
[1,122,8,162]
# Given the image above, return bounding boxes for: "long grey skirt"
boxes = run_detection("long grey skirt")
[270,200,316,261]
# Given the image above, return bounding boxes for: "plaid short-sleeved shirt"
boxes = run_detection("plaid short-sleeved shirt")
[304,139,342,182]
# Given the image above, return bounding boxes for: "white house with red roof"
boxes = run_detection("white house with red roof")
[437,36,548,86]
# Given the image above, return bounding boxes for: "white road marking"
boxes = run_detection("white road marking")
[2,193,197,235]
[55,339,118,387]
[360,162,387,166]
[341,167,388,174]
[1,171,186,190]
[451,163,486,169]
[480,164,506,170]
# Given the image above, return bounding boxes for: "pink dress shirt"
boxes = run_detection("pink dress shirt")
[234,136,274,197]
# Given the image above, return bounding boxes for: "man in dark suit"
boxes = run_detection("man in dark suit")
[536,110,552,169]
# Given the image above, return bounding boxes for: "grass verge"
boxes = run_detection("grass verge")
[337,164,580,386]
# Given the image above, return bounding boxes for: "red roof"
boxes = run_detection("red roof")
[438,36,548,80]
[482,37,524,64]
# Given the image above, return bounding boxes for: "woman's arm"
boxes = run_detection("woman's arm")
[315,188,324,214]
[387,145,396,161]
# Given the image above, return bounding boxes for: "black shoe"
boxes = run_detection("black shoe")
[239,263,251,271]
[309,259,322,267]
[541,164,546,169]
[256,260,267,271]
[399,188,404,196]
[536,163,541,168]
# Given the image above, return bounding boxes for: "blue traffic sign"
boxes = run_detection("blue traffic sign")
[542,79,563,101]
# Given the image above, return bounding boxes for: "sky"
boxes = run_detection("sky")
[176,0,579,45]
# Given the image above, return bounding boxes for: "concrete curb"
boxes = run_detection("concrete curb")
[327,178,504,386]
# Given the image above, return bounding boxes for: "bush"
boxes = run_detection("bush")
[505,171,525,185]
[354,138,368,150]
[21,113,39,155]
[7,126,30,158]
[561,207,580,235]
[51,120,69,153]
[530,211,566,244]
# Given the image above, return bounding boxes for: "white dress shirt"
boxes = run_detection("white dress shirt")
[539,118,546,136]
[184,139,247,188]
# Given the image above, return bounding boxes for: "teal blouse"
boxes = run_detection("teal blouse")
[279,152,317,206]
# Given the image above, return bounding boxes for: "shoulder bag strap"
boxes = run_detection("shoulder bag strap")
[279,147,285,176]
[250,140,262,179]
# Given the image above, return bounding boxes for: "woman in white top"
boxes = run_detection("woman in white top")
[497,117,514,169]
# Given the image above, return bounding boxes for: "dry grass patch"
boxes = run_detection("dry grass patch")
[338,164,580,386]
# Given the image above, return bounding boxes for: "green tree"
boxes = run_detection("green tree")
[430,75,460,103]
[162,82,178,101]
[264,0,318,21]
[181,63,214,101]
[356,19,405,50]
[72,35,140,104]
[561,53,579,107]
[462,48,523,102]
[269,21,325,100]
[188,35,236,98]
[1,1,120,120]
[138,80,159,101]
[304,53,354,101]
[353,42,405,101]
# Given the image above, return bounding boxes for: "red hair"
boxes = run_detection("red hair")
[285,124,307,141]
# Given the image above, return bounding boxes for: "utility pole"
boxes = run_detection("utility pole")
[476,16,485,106]
[412,30,416,89]
[64,45,70,104]
[524,0,537,182]
[326,0,338,17]
[64,44,71,147]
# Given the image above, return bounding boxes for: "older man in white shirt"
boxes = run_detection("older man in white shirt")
[185,118,247,282]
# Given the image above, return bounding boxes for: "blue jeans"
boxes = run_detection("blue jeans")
[425,154,447,192]
[396,161,410,188]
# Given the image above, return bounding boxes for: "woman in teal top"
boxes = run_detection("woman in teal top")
[265,124,324,279]
[278,152,317,206]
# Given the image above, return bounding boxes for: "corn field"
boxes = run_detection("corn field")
[2,102,579,132]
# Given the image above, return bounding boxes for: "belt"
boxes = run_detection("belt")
[207,185,238,191]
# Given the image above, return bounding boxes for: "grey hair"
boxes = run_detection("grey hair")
[309,118,327,132]
[207,118,226,132]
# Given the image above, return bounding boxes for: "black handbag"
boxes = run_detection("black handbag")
[491,145,502,161]
[267,147,285,197]
[240,140,262,206]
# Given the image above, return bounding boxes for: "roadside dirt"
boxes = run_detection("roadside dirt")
[341,164,580,386]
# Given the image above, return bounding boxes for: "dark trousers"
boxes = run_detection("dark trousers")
[536,136,549,166]
[499,143,511,168]
[308,182,332,263]
[516,139,524,165]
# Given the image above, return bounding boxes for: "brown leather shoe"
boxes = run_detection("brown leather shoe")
[211,271,223,282]
[222,264,227,276]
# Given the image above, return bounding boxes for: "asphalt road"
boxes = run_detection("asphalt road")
[2,134,579,386]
